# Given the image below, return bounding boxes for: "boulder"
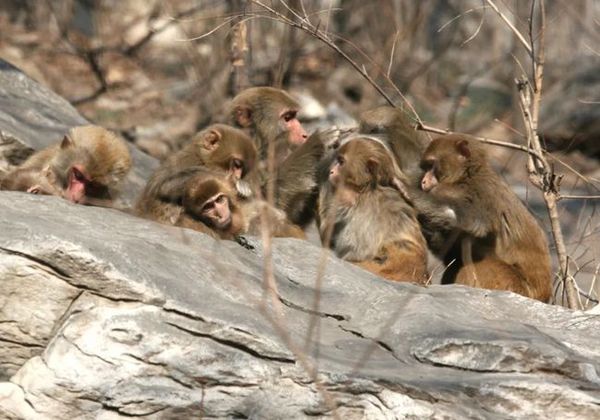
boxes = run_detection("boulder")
[0,192,599,419]
[0,59,158,205]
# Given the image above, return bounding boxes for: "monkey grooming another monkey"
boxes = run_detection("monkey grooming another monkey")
[1,125,132,205]
[420,134,552,301]
[176,170,305,240]
[135,124,257,224]
[357,106,459,258]
[317,135,429,284]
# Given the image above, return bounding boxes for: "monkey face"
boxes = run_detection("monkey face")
[201,193,232,230]
[328,154,344,187]
[421,137,475,190]
[66,164,89,203]
[279,109,307,145]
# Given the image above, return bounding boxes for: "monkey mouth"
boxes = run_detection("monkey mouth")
[215,216,232,230]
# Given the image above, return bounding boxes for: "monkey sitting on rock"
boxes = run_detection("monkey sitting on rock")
[0,125,132,206]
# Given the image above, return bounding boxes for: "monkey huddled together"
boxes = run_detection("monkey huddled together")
[0,87,552,302]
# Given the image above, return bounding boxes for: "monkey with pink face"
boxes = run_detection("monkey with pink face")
[0,125,131,206]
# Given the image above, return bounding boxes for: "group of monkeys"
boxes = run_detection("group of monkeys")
[0,86,553,302]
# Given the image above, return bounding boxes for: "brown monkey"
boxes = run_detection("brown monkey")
[135,124,257,223]
[420,134,552,301]
[0,125,132,205]
[272,129,344,227]
[317,135,428,283]
[176,170,305,240]
[229,87,308,163]
[358,106,458,258]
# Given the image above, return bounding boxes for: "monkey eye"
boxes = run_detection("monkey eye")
[282,111,297,122]
[72,167,87,182]
[215,194,227,204]
[420,159,434,171]
[231,158,244,171]
[336,155,345,166]
[203,201,215,211]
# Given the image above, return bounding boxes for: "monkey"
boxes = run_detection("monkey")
[270,128,346,227]
[317,135,429,283]
[0,125,132,205]
[174,170,305,240]
[228,86,308,165]
[419,134,552,301]
[358,106,459,260]
[135,124,257,225]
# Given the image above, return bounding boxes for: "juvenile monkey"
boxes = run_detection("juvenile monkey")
[229,86,308,163]
[0,125,132,205]
[136,124,257,223]
[420,134,552,301]
[318,135,428,283]
[177,170,305,240]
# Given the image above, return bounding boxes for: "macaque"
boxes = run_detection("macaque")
[317,135,428,283]
[229,87,308,163]
[0,125,132,205]
[272,129,344,227]
[358,106,458,258]
[419,134,552,301]
[135,124,257,224]
[176,170,305,240]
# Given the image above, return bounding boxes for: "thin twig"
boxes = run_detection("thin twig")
[484,0,533,55]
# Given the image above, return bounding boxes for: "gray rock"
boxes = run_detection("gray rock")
[0,192,599,419]
[0,59,158,205]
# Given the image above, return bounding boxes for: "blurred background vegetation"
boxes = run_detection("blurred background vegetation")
[1,0,599,305]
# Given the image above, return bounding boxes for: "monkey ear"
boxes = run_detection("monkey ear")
[60,135,75,149]
[203,130,222,151]
[234,106,253,128]
[366,158,382,182]
[455,139,471,158]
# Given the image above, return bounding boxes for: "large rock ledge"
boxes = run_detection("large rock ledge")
[0,192,599,419]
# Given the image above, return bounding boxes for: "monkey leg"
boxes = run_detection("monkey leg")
[455,258,530,297]
[354,244,428,285]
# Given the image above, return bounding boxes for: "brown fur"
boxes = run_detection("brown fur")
[420,134,552,301]
[359,106,428,182]
[135,124,257,223]
[0,125,131,204]
[0,167,61,195]
[358,106,457,257]
[177,171,305,240]
[318,137,428,284]
[229,86,302,159]
[274,130,340,227]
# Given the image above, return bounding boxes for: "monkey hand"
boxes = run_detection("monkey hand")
[235,180,253,199]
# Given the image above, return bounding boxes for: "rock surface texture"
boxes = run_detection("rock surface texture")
[0,59,158,205]
[0,193,599,419]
